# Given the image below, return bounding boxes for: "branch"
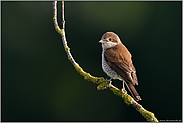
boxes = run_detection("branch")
[53,1,158,122]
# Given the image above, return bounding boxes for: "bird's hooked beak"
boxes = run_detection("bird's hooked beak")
[99,39,106,44]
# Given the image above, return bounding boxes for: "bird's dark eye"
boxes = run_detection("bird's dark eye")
[109,37,112,41]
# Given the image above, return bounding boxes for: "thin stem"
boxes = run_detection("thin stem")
[62,1,65,30]
[53,1,77,66]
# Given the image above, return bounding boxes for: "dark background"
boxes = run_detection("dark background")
[2,1,182,122]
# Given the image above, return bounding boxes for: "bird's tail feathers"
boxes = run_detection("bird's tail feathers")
[125,82,142,101]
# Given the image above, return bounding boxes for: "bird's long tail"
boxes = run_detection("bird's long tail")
[125,82,142,101]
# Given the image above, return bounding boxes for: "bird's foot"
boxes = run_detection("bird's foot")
[121,88,126,93]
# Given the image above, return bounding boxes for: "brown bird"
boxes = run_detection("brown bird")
[99,32,141,101]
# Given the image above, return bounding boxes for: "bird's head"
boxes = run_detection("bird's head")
[99,32,122,50]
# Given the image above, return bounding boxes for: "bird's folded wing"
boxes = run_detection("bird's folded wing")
[104,47,138,85]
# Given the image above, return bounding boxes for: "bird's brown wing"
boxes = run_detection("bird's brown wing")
[104,43,138,85]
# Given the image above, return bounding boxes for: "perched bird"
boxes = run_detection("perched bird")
[99,32,141,101]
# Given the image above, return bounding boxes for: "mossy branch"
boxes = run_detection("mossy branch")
[53,1,158,122]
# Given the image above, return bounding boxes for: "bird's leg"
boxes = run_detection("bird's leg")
[106,77,112,82]
[106,78,112,88]
[121,80,126,92]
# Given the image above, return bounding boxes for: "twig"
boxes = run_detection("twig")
[53,1,76,66]
[53,1,158,122]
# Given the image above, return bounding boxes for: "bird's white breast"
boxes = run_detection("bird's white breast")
[101,49,123,80]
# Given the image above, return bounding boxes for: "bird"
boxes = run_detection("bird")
[99,32,141,101]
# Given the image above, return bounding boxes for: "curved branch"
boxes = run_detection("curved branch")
[53,1,158,122]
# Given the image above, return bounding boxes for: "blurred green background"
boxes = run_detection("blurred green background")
[2,1,182,122]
